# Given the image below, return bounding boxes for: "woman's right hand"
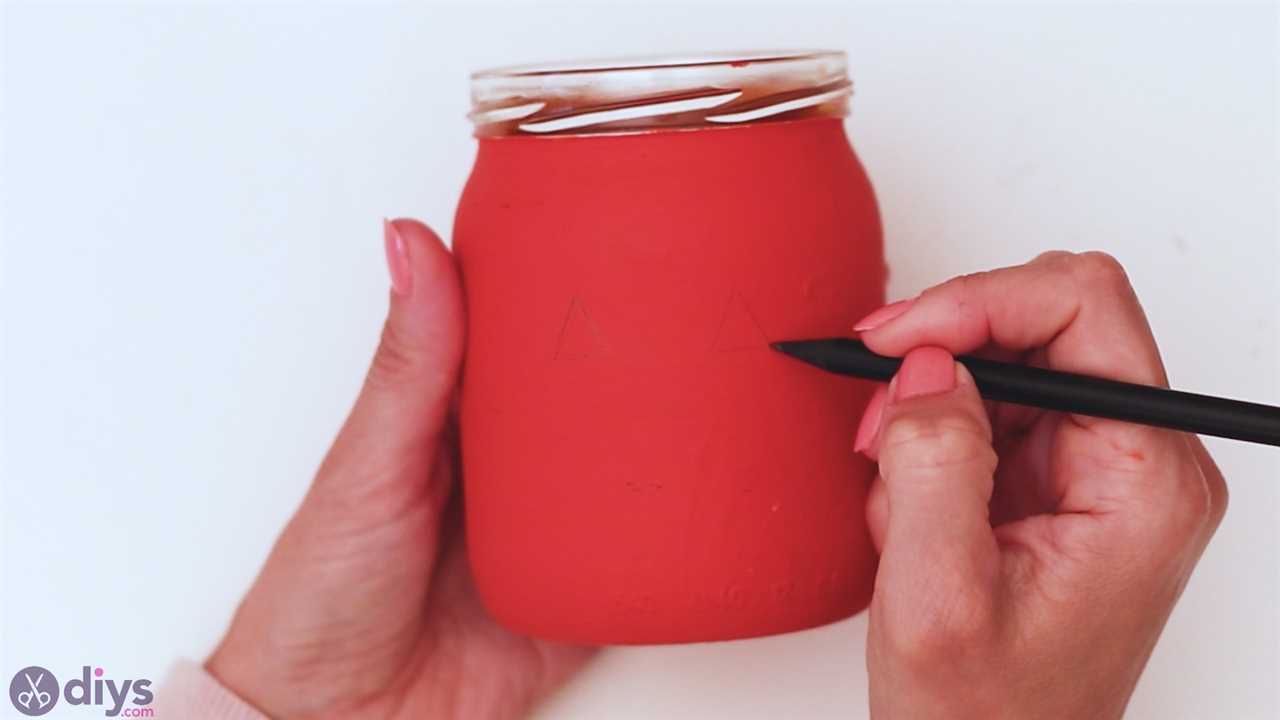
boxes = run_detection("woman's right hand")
[854,251,1227,719]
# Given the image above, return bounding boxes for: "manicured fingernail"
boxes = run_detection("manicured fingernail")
[894,347,956,400]
[854,297,916,332]
[854,385,890,455]
[383,218,412,297]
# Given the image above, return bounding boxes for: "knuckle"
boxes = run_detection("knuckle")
[1150,469,1216,542]
[1071,251,1132,291]
[1196,446,1229,532]
[1208,472,1229,530]
[934,270,989,301]
[952,270,990,288]
[1032,249,1075,267]
[879,414,996,477]
[942,272,993,324]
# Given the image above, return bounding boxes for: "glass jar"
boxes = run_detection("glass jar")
[454,51,884,644]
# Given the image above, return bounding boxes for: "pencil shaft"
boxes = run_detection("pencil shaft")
[775,339,1280,446]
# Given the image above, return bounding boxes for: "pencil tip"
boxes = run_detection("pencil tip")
[771,340,809,360]
[771,340,828,367]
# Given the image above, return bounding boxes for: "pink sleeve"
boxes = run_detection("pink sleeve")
[153,659,270,720]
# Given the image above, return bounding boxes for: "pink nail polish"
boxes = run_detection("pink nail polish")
[853,297,915,332]
[894,347,956,400]
[383,218,412,297]
[854,385,889,455]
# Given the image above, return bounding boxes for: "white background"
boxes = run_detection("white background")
[2,2,1278,718]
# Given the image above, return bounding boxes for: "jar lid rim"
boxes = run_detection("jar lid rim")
[469,50,851,136]
[472,50,845,80]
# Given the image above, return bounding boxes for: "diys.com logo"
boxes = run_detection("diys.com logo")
[8,666,153,718]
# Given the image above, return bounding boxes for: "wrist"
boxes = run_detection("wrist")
[205,631,293,719]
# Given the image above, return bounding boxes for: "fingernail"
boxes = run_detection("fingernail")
[853,297,916,332]
[854,385,890,455]
[894,347,956,400]
[383,218,412,297]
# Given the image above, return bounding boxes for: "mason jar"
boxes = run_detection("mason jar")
[454,51,884,644]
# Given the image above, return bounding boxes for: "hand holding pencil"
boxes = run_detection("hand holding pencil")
[820,251,1228,720]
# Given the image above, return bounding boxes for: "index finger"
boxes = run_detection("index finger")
[859,251,1169,387]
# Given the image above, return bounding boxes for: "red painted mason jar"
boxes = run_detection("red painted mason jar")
[454,51,884,644]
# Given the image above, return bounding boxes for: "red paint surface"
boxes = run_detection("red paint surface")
[454,118,885,644]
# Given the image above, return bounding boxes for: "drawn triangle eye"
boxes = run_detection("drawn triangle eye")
[713,292,768,352]
[555,297,610,359]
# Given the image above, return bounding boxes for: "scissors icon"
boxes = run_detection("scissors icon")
[16,671,52,710]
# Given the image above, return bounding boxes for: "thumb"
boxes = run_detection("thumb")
[203,219,465,716]
[314,217,464,507]
[870,347,1000,608]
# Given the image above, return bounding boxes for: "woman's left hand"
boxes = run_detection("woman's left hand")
[205,219,595,719]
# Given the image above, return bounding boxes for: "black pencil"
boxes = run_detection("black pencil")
[771,338,1280,447]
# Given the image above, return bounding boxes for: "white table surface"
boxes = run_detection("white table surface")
[3,2,1277,718]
